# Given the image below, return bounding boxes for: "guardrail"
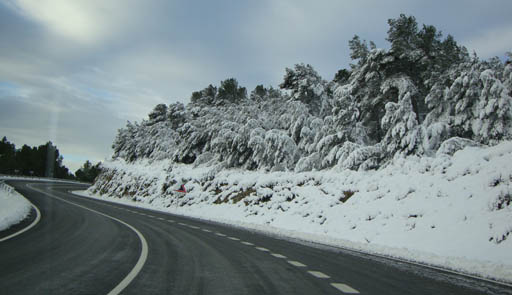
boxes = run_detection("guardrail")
[0,181,15,195]
[0,174,90,185]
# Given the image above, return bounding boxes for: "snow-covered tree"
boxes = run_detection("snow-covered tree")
[380,76,424,155]
[191,84,217,105]
[217,78,247,103]
[333,49,389,144]
[386,14,419,57]
[472,69,512,143]
[167,102,186,129]
[280,63,331,116]
[148,104,168,125]
[250,85,268,101]
[263,129,298,171]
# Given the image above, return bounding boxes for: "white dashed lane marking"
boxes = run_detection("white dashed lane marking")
[270,253,286,259]
[100,200,360,294]
[287,260,306,267]
[330,283,360,294]
[308,271,330,279]
[123,207,358,293]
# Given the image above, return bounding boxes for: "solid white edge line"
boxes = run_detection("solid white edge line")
[27,184,148,295]
[107,222,148,295]
[0,197,41,242]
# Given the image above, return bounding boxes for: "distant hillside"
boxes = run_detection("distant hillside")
[111,14,512,172]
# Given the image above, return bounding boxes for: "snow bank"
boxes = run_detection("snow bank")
[86,141,512,283]
[0,181,32,231]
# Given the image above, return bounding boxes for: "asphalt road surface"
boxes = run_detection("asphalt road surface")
[1,180,511,295]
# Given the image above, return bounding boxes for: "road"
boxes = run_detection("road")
[0,180,511,295]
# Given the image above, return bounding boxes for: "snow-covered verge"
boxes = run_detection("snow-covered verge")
[84,141,512,283]
[0,181,32,232]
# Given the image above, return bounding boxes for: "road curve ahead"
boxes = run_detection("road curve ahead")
[0,180,511,295]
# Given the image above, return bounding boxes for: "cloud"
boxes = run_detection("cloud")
[0,91,122,172]
[6,0,144,44]
[462,24,512,58]
[101,46,223,100]
[239,0,419,85]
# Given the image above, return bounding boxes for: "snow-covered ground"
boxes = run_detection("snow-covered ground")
[82,141,512,283]
[0,181,32,232]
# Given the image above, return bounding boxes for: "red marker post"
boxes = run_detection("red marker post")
[175,184,187,193]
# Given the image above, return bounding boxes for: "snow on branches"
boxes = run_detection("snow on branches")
[110,16,511,173]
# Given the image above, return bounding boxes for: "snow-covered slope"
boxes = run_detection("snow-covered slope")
[0,181,31,231]
[86,141,512,283]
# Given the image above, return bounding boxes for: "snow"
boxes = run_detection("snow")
[0,181,31,231]
[82,141,512,283]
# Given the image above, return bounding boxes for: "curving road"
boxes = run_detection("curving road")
[0,180,511,295]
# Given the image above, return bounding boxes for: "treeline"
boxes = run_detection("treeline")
[0,137,74,179]
[0,137,102,182]
[74,160,102,183]
[111,14,512,172]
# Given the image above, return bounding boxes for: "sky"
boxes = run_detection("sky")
[0,0,511,173]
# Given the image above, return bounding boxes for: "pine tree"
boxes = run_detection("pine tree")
[386,14,419,57]
[0,137,16,174]
[380,76,423,155]
[280,63,331,116]
[348,35,370,67]
[217,78,247,103]
[472,69,512,143]
[148,104,168,124]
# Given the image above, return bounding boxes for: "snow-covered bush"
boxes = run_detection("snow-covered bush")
[436,137,481,156]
